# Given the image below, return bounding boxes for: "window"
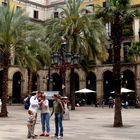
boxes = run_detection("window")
[54,11,59,18]
[86,4,94,13]
[103,2,106,7]
[2,2,7,7]
[103,45,113,64]
[123,42,131,62]
[33,10,38,19]
[16,6,21,12]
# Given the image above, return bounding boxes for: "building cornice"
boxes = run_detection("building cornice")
[46,1,65,8]
[131,4,140,8]
[18,0,46,8]
[17,0,66,9]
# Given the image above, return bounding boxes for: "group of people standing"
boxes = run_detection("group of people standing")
[26,91,68,139]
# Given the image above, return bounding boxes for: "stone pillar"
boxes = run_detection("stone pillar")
[96,78,103,104]
[8,79,12,96]
[135,65,140,107]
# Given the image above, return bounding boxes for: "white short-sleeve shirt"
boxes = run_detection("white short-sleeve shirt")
[29,95,39,113]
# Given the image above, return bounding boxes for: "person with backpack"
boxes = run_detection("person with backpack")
[24,95,31,110]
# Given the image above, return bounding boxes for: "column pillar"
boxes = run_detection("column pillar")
[96,78,103,104]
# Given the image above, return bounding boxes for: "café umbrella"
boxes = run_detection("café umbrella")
[75,88,96,93]
[110,87,134,93]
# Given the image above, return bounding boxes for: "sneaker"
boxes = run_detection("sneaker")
[57,136,63,139]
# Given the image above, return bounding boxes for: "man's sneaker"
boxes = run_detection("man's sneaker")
[57,136,63,139]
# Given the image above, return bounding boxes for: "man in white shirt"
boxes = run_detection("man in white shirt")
[28,91,43,136]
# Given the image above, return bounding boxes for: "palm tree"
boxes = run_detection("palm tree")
[126,42,140,62]
[45,0,109,110]
[96,0,140,127]
[16,24,50,95]
[0,3,50,117]
[0,3,30,117]
[126,42,140,107]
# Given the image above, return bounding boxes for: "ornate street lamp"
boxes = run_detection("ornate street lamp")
[43,67,53,91]
[51,38,79,96]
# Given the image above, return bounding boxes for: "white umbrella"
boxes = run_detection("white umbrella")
[75,88,96,93]
[111,87,134,93]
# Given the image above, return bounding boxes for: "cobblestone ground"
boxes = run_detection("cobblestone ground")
[0,105,140,140]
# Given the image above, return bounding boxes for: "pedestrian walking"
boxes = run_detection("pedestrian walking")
[27,110,36,139]
[108,96,114,108]
[50,94,65,139]
[101,99,105,108]
[62,96,70,120]
[39,94,50,137]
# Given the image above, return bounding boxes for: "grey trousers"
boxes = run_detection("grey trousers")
[27,125,34,138]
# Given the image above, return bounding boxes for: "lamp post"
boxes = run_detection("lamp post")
[46,67,53,91]
[51,37,79,96]
[43,67,53,91]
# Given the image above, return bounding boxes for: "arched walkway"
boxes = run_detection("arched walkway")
[12,72,22,103]
[70,72,79,104]
[51,73,61,93]
[0,70,3,99]
[86,71,96,105]
[103,71,114,104]
[32,74,38,91]
[122,70,135,106]
[72,73,79,92]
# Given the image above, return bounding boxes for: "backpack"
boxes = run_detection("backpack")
[24,96,31,110]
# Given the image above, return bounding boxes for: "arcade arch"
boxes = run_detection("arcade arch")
[32,74,38,91]
[51,73,62,93]
[0,70,3,99]
[103,70,114,104]
[12,72,22,103]
[86,71,96,105]
[122,70,135,106]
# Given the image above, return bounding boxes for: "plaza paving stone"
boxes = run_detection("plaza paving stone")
[0,105,140,140]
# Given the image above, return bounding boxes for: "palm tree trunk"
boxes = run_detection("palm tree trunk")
[70,68,75,110]
[0,54,9,117]
[112,21,123,127]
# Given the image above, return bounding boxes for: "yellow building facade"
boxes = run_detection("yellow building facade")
[0,0,25,10]
[81,0,140,8]
[132,0,140,5]
[1,0,140,105]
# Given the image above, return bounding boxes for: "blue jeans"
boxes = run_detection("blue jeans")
[54,113,63,136]
[41,112,50,133]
